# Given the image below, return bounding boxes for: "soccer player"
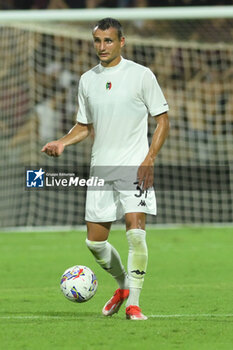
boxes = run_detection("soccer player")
[41,18,169,320]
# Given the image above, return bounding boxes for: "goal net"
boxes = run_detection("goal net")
[0,9,232,228]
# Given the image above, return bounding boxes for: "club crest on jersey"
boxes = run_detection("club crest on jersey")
[106,82,112,90]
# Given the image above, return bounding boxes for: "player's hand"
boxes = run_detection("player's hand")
[137,158,154,190]
[41,141,64,157]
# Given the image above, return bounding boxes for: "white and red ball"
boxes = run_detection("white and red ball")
[60,265,98,303]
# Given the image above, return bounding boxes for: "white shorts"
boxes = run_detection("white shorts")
[85,180,157,222]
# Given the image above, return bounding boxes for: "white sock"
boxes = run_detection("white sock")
[86,239,128,290]
[125,229,148,307]
[126,288,141,307]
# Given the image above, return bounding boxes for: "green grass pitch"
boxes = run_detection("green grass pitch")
[0,227,232,350]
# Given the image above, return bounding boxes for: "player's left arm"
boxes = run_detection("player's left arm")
[138,112,169,190]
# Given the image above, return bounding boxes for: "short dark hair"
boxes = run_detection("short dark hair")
[93,18,123,40]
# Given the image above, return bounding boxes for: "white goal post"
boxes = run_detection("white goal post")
[1,6,233,21]
[0,7,232,228]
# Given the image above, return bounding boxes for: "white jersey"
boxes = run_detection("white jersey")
[77,57,169,167]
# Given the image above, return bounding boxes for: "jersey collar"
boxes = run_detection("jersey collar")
[99,56,125,73]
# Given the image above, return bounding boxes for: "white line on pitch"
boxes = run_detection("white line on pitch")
[149,314,233,318]
[0,314,233,320]
[0,316,64,320]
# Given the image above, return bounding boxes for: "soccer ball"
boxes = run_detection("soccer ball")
[60,265,98,303]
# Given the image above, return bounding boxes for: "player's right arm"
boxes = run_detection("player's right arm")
[41,122,92,157]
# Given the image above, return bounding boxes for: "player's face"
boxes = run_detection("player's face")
[93,27,125,67]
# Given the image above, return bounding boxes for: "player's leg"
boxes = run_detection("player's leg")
[118,180,156,320]
[125,212,148,320]
[86,221,128,285]
[85,221,129,315]
[86,221,111,241]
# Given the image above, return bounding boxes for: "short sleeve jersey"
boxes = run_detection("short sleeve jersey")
[77,57,169,166]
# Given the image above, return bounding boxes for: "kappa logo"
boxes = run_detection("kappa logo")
[138,200,146,207]
[131,270,146,276]
[106,81,112,90]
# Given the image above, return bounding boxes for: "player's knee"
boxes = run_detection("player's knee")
[126,229,147,254]
[125,213,146,232]
[85,238,111,270]
[85,238,107,253]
